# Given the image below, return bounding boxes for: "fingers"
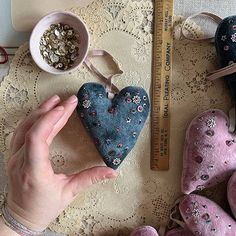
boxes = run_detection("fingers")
[23,95,77,168]
[24,106,65,167]
[46,95,78,145]
[11,95,61,155]
[39,95,61,110]
[66,167,117,197]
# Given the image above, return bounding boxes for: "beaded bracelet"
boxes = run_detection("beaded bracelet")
[0,192,44,236]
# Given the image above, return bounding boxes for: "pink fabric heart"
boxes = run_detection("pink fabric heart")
[228,171,236,219]
[182,109,236,194]
[165,227,195,236]
[179,194,236,236]
[130,226,159,236]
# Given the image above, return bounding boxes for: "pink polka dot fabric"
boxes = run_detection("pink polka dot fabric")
[181,109,236,194]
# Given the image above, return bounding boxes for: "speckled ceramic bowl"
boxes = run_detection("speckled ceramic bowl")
[30,11,89,75]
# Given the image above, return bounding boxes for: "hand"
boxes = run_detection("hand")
[5,95,117,232]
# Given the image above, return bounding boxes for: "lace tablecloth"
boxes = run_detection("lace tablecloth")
[0,0,235,235]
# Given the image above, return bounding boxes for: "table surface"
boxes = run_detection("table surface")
[1,0,236,235]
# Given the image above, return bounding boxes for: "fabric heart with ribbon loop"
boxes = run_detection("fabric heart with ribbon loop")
[179,194,236,236]
[180,14,236,194]
[77,50,150,169]
[181,109,236,194]
[207,15,236,133]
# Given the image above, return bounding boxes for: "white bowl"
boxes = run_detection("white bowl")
[30,11,89,75]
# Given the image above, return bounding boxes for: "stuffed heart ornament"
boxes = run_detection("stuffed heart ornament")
[208,15,236,132]
[215,16,236,103]
[165,227,194,236]
[228,171,236,219]
[181,109,236,194]
[130,226,159,236]
[77,83,150,169]
[179,194,236,236]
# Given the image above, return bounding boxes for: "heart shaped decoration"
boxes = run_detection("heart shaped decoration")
[77,83,150,169]
[228,171,236,219]
[181,109,236,194]
[179,194,236,236]
[215,16,236,101]
[130,226,159,236]
[166,227,194,236]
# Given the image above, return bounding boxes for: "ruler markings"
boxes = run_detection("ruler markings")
[151,0,174,171]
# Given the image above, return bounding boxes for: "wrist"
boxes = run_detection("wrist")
[6,204,46,232]
[1,204,45,236]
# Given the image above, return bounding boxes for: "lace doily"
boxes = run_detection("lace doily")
[0,1,232,235]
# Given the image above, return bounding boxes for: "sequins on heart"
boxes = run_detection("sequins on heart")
[132,132,137,138]
[77,83,150,169]
[224,45,230,51]
[132,95,141,104]
[125,93,147,115]
[202,213,211,224]
[196,185,205,191]
[108,107,116,114]
[221,35,227,41]
[113,158,121,166]
[126,117,131,123]
[187,202,200,217]
[90,111,97,117]
[206,118,216,128]
[82,100,91,109]
[207,165,214,170]
[231,33,236,42]
[184,198,217,233]
[201,175,209,181]
[106,139,111,145]
[205,130,214,136]
[226,140,235,146]
[194,156,203,164]
[137,105,144,112]
[126,98,132,103]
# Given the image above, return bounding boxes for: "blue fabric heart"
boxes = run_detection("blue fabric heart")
[76,83,150,169]
[215,16,236,102]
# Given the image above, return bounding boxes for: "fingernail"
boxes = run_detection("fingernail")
[105,172,117,179]
[51,95,60,103]
[54,106,64,111]
[67,95,78,104]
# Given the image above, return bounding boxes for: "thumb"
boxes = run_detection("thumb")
[67,166,117,197]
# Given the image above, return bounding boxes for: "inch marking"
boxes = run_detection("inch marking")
[151,0,173,171]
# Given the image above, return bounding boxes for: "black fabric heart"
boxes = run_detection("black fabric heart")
[215,16,236,102]
[76,83,150,169]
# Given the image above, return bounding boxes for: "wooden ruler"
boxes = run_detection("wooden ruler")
[151,0,174,171]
